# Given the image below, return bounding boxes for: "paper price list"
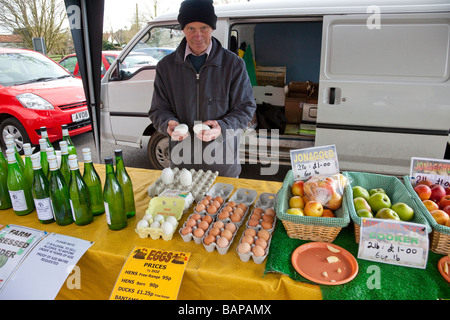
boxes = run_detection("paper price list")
[362,240,424,265]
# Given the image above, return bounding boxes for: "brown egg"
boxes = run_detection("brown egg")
[234,207,244,217]
[248,217,260,227]
[252,245,265,257]
[265,208,276,217]
[238,242,251,254]
[221,229,233,241]
[217,236,229,248]
[181,226,192,235]
[222,205,233,213]
[198,220,209,231]
[204,195,213,201]
[211,200,221,209]
[261,220,273,230]
[262,214,274,222]
[195,203,206,212]
[257,229,270,241]
[185,218,197,228]
[207,205,217,214]
[193,227,204,238]
[201,198,210,206]
[202,214,213,224]
[237,203,247,211]
[244,228,257,237]
[203,234,216,245]
[225,222,236,233]
[230,213,242,223]
[191,213,202,221]
[228,201,236,208]
[255,238,267,249]
[253,207,264,215]
[218,210,229,220]
[214,196,224,204]
[251,212,262,220]
[213,221,224,229]
[209,227,221,237]
[242,235,254,245]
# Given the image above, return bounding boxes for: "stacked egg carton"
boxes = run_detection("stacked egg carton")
[147,167,219,203]
[237,193,277,263]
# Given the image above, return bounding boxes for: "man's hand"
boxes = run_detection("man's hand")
[167,120,189,141]
[197,120,221,142]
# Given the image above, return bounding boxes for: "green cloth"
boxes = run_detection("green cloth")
[242,44,257,86]
[265,222,450,300]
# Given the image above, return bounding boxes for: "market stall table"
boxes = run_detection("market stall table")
[0,164,322,300]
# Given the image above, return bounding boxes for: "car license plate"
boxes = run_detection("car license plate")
[71,110,90,122]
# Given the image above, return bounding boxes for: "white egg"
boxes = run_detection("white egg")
[174,123,188,135]
[154,214,165,223]
[150,221,161,228]
[193,123,210,135]
[161,168,174,185]
[161,221,174,235]
[179,168,192,186]
[143,213,153,222]
[137,219,149,228]
[166,216,178,227]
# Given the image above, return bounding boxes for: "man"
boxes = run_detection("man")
[148,0,256,177]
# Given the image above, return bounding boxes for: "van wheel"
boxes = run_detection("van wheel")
[0,118,31,154]
[148,131,170,169]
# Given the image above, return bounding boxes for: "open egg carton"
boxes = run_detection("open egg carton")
[202,220,239,255]
[193,183,234,217]
[135,196,185,241]
[147,167,219,203]
[179,211,215,244]
[216,188,258,228]
[237,192,277,263]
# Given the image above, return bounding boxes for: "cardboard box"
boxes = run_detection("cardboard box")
[255,66,286,87]
[253,85,285,106]
[285,97,305,124]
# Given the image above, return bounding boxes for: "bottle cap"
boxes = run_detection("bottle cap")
[83,148,92,162]
[46,147,55,156]
[59,141,68,154]
[31,153,41,169]
[39,139,47,150]
[104,157,113,165]
[40,127,48,137]
[68,154,78,170]
[5,149,16,163]
[49,158,58,171]
[114,149,123,157]
[23,143,32,156]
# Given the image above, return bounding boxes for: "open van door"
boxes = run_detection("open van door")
[315,12,450,175]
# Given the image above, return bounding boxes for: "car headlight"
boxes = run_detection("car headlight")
[16,93,54,110]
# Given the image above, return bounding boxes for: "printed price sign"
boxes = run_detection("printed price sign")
[409,157,450,187]
[290,145,339,181]
[110,247,190,300]
[358,218,429,269]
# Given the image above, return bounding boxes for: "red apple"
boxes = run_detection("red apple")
[291,180,304,197]
[430,209,450,225]
[417,180,433,187]
[423,199,439,212]
[438,195,450,209]
[429,184,446,203]
[442,205,450,216]
[414,184,432,201]
[445,187,450,196]
[304,200,323,217]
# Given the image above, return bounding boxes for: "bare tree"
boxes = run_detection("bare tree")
[0,0,68,54]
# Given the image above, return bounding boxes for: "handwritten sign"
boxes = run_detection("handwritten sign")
[290,145,339,180]
[110,247,190,300]
[358,218,429,269]
[409,157,450,187]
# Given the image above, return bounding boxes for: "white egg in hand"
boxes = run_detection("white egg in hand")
[193,123,210,135]
[174,123,188,135]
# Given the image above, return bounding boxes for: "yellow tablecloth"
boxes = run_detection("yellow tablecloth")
[0,164,322,300]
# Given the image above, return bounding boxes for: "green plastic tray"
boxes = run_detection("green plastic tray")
[275,170,350,228]
[343,171,431,233]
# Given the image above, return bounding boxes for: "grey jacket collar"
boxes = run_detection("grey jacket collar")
[174,37,223,69]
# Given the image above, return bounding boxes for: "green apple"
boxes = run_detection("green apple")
[369,188,386,196]
[353,197,372,212]
[391,202,414,221]
[375,208,400,220]
[357,208,373,218]
[352,186,370,201]
[368,192,391,213]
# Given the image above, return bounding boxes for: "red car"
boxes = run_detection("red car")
[0,48,91,153]
[58,51,120,78]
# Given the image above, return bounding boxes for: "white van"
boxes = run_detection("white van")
[100,0,450,176]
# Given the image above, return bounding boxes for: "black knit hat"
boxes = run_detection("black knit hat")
[178,0,217,30]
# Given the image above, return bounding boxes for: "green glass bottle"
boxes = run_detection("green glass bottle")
[31,153,54,224]
[62,124,77,156]
[6,149,34,216]
[46,153,57,181]
[40,126,52,149]
[6,138,24,172]
[103,157,127,230]
[39,139,49,178]
[48,158,73,226]
[114,150,135,219]
[23,143,34,190]
[0,149,12,210]
[82,148,105,216]
[59,141,71,185]
[68,154,93,226]
[0,147,7,170]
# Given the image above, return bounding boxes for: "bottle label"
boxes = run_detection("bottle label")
[34,198,54,220]
[105,202,111,225]
[9,190,28,211]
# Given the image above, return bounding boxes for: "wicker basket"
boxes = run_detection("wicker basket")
[343,172,432,244]
[275,170,350,243]
[403,175,450,255]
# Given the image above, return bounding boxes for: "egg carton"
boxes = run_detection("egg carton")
[147,167,219,203]
[215,187,258,227]
[179,212,215,244]
[202,220,239,255]
[135,196,184,240]
[236,228,273,264]
[216,202,250,228]
[245,192,278,232]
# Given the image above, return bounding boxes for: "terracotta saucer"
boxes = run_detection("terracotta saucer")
[291,242,358,285]
[437,255,450,283]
